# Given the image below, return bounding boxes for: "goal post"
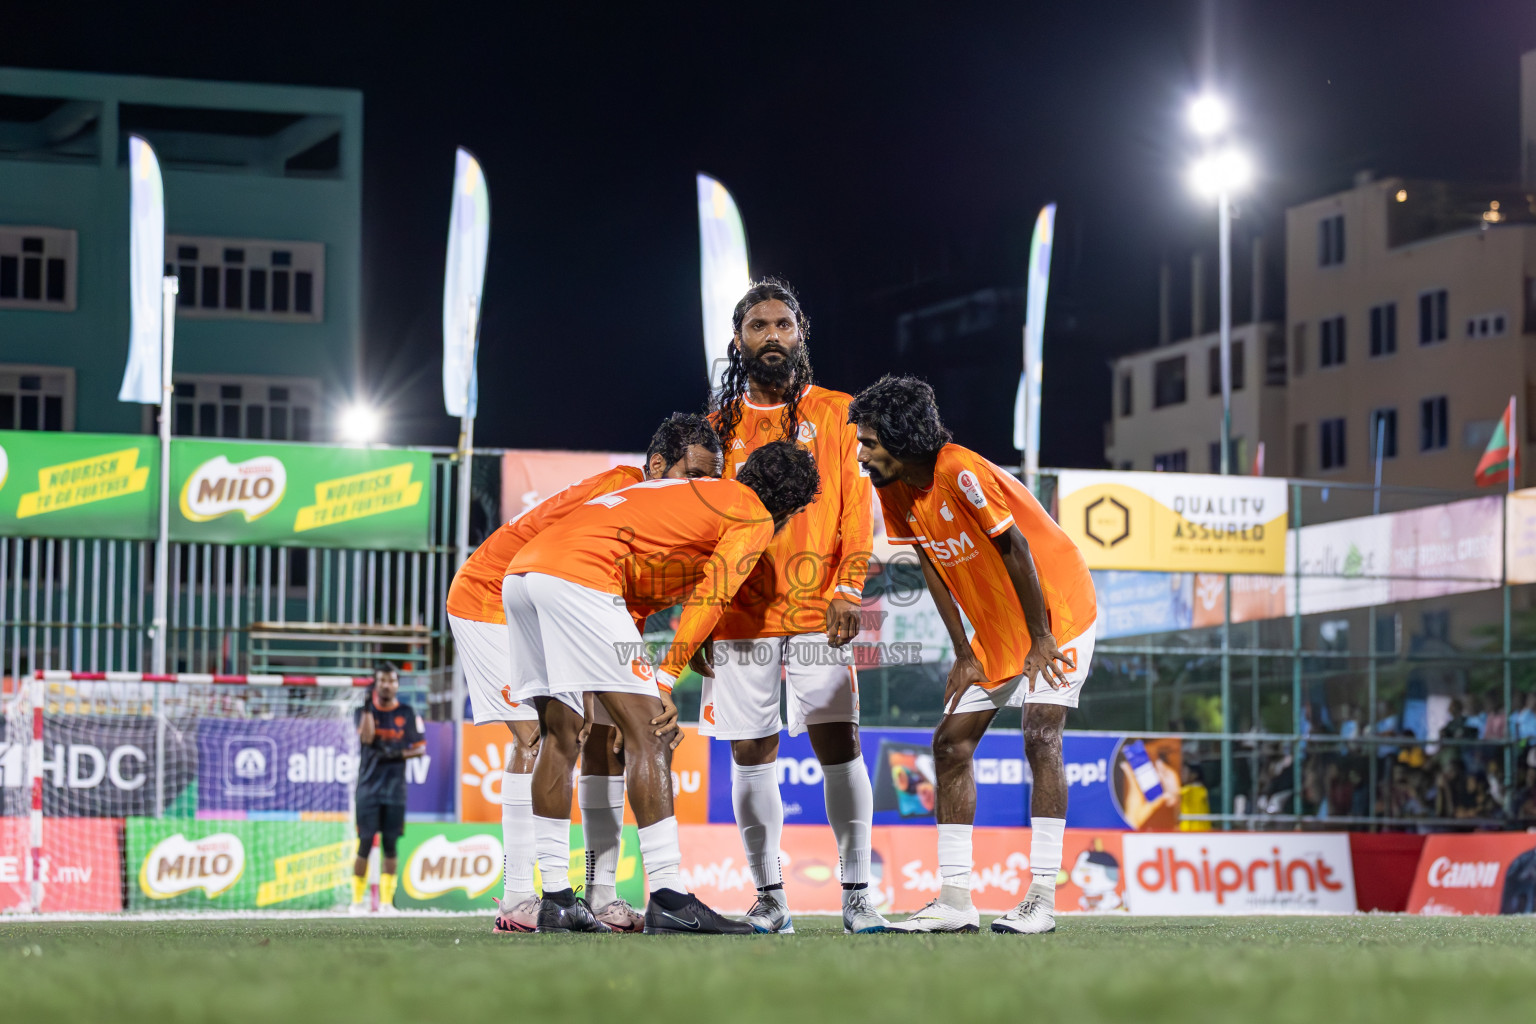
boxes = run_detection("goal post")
[5,670,375,915]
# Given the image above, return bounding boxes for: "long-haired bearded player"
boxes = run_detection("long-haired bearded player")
[703,279,885,935]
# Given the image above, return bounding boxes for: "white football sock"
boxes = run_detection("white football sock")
[731,760,784,889]
[533,814,571,894]
[821,756,872,887]
[637,817,683,895]
[502,770,535,903]
[937,823,973,910]
[579,774,625,909]
[1029,816,1066,896]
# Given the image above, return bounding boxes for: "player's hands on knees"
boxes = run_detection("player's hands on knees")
[688,641,716,678]
[578,693,597,747]
[652,691,683,751]
[1023,633,1071,693]
[942,651,988,716]
[824,598,861,649]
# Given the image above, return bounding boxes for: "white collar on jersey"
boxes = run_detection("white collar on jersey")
[742,384,813,411]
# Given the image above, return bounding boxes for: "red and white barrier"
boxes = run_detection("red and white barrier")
[33,670,373,687]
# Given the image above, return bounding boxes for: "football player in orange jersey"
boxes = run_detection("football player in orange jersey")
[506,441,821,934]
[446,413,723,932]
[848,376,1097,936]
[703,280,885,935]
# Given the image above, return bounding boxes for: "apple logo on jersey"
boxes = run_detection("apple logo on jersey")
[180,455,287,523]
[940,502,954,522]
[957,470,987,509]
[139,832,246,900]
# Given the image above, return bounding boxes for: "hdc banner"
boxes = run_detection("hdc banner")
[0,430,157,539]
[171,439,431,550]
[1,714,196,818]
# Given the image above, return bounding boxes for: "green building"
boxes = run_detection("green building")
[0,67,362,440]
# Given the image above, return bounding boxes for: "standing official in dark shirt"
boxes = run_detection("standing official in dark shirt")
[351,664,425,913]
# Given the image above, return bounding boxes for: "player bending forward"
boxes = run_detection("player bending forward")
[446,413,724,932]
[704,279,884,934]
[848,376,1097,935]
[507,441,820,934]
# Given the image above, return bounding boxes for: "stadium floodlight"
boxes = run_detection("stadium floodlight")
[339,402,382,443]
[1187,93,1230,138]
[1188,146,1252,200]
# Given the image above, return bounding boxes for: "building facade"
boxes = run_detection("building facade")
[0,68,362,440]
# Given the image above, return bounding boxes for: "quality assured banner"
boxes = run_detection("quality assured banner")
[1405,833,1536,916]
[1121,832,1357,914]
[0,817,124,913]
[0,430,157,539]
[171,439,430,550]
[1057,471,1288,575]
[127,818,353,910]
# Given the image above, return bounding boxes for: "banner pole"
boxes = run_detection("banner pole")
[151,275,178,675]
[1503,394,1516,811]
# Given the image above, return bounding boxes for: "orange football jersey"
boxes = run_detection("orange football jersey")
[711,385,872,638]
[875,444,1096,687]
[508,477,775,679]
[446,465,643,623]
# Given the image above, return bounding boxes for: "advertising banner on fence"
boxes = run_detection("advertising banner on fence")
[500,449,643,527]
[1405,833,1536,915]
[1506,488,1536,584]
[1056,471,1287,575]
[1122,832,1357,914]
[0,817,123,912]
[394,822,645,911]
[1387,496,1502,602]
[171,439,431,551]
[1,714,196,818]
[1092,571,1193,639]
[127,818,353,910]
[0,430,157,539]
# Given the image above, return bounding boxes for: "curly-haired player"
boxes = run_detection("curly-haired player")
[705,280,885,935]
[848,376,1097,936]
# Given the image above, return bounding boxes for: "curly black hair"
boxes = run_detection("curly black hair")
[712,278,814,447]
[645,412,723,474]
[846,375,953,461]
[736,440,821,520]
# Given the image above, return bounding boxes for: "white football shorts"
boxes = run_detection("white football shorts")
[950,620,1096,715]
[448,613,539,725]
[699,632,859,740]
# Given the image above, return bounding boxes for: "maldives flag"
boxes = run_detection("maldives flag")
[1474,396,1518,487]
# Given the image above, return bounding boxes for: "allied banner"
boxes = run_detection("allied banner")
[394,822,645,911]
[195,718,356,818]
[1405,834,1536,915]
[171,439,431,550]
[1122,832,1357,914]
[0,430,157,539]
[127,818,353,910]
[1057,471,1288,575]
[0,714,196,818]
[0,817,124,913]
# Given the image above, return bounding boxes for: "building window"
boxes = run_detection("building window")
[1119,373,1132,417]
[1292,323,1306,376]
[1208,438,1243,474]
[1265,332,1287,386]
[1369,408,1397,460]
[1319,316,1346,367]
[1318,214,1345,267]
[1153,450,1187,472]
[1419,289,1448,345]
[1369,303,1397,357]
[0,365,72,430]
[1206,341,1245,396]
[1320,417,1346,470]
[1293,423,1308,476]
[0,227,77,312]
[1419,395,1449,451]
[1466,312,1508,338]
[1153,355,1186,408]
[168,375,320,440]
[168,236,324,323]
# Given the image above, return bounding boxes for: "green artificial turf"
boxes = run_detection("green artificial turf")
[2,914,1533,1023]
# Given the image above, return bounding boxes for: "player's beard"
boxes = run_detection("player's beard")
[864,464,896,488]
[742,344,798,390]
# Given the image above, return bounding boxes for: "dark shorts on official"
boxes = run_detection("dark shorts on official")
[356,798,406,839]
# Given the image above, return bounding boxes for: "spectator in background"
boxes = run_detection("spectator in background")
[1373,700,1401,762]
[1479,692,1507,742]
[1441,699,1479,769]
[1510,691,1536,745]
[1178,763,1211,832]
[1484,758,1507,808]
[1514,765,1536,824]
[1337,702,1360,741]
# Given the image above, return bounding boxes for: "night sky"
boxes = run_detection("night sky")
[7,1,1536,467]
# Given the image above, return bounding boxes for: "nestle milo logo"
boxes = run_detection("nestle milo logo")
[180,455,287,522]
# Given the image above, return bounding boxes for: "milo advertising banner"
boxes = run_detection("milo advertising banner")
[127,818,353,910]
[171,439,431,550]
[0,430,157,539]
[394,822,645,911]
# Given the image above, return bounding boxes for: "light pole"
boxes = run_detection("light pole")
[1188,94,1252,829]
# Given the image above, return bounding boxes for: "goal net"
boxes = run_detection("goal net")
[2,671,369,914]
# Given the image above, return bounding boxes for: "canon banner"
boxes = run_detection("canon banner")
[0,430,158,539]
[1122,833,1358,914]
[127,818,352,911]
[1057,471,1288,575]
[0,817,124,912]
[0,714,195,818]
[171,439,431,550]
[1405,834,1536,915]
